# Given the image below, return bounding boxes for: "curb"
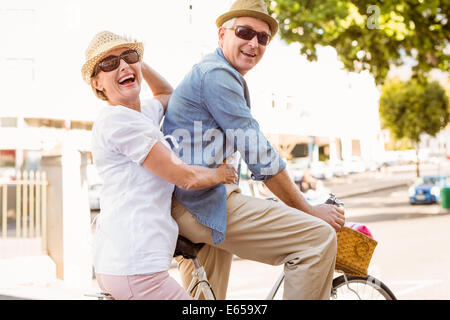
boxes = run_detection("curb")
[338,181,410,199]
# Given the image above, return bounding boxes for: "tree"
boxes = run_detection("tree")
[268,0,449,85]
[379,78,449,176]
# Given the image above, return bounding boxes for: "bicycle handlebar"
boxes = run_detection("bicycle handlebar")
[325,193,344,209]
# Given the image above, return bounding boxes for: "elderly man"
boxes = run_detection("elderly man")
[162,0,345,300]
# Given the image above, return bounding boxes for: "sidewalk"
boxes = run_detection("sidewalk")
[0,255,99,300]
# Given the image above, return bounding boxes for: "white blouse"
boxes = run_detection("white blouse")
[91,99,178,275]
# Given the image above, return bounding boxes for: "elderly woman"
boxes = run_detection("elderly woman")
[81,31,237,300]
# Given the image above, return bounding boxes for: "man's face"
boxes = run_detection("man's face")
[219,16,270,76]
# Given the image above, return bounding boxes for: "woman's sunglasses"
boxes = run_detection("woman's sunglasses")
[95,49,140,74]
[225,25,271,46]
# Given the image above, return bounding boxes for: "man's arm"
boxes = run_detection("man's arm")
[264,169,345,232]
[201,68,344,231]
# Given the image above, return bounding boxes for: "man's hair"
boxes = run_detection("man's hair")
[221,18,236,29]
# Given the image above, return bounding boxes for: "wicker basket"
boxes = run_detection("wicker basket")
[335,226,377,277]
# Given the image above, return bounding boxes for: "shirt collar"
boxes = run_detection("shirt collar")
[215,47,226,61]
[214,48,243,78]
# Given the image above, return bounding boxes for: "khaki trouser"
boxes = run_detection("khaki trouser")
[171,184,337,300]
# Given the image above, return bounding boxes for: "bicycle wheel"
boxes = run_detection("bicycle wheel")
[331,274,397,300]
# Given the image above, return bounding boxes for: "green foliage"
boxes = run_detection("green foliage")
[268,0,449,84]
[379,78,449,144]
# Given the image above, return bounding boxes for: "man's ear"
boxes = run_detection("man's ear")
[218,27,225,48]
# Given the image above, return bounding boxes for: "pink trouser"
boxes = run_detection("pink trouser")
[95,270,193,300]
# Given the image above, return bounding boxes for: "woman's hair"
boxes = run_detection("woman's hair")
[221,18,236,29]
[90,69,108,101]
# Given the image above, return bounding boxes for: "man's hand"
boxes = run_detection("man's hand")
[310,204,345,232]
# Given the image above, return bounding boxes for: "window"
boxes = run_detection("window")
[24,118,65,129]
[1,9,37,99]
[352,139,361,156]
[71,121,93,131]
[1,9,37,57]
[0,117,17,128]
[291,143,309,158]
[0,150,15,168]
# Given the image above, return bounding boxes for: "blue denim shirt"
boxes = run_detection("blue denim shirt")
[162,48,286,244]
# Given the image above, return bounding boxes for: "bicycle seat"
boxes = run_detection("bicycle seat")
[173,235,205,259]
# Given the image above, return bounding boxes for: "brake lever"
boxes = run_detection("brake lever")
[325,193,344,209]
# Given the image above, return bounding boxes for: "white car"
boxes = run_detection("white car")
[309,162,333,180]
[329,161,349,177]
[344,157,366,174]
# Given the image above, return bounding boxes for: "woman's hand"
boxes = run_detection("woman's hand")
[217,164,238,184]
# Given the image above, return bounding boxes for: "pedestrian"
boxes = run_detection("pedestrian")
[162,0,345,300]
[81,31,237,300]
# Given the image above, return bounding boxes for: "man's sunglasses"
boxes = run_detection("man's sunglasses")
[95,49,140,74]
[225,25,271,46]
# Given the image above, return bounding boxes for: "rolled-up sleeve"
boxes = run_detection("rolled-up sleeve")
[202,68,286,181]
[101,109,165,165]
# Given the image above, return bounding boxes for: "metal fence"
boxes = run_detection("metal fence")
[0,171,47,249]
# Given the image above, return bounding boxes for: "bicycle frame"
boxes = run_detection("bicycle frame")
[87,194,395,300]
[265,272,285,300]
[186,257,216,300]
[265,271,365,300]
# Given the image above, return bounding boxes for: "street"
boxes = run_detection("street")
[169,183,450,300]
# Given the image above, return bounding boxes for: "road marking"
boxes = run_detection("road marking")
[383,280,443,297]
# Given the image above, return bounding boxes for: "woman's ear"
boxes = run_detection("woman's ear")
[91,77,104,91]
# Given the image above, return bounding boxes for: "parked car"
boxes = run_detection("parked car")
[408,175,449,204]
[329,161,349,177]
[309,161,333,180]
[344,157,366,174]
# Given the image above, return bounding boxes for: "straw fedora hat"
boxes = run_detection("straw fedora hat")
[81,31,143,83]
[216,0,278,37]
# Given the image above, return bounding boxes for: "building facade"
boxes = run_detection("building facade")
[1,0,386,178]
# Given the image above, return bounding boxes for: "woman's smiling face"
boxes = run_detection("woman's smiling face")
[92,47,142,107]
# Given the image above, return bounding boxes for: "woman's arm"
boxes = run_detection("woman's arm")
[142,142,237,190]
[141,62,173,111]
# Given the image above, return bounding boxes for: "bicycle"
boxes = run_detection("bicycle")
[88,194,397,300]
[173,194,397,301]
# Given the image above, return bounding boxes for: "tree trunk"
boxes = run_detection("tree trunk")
[415,145,420,178]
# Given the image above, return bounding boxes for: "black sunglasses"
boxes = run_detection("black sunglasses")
[225,25,271,46]
[95,49,140,74]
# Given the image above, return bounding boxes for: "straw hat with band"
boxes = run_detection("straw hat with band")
[216,0,278,37]
[81,31,144,84]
